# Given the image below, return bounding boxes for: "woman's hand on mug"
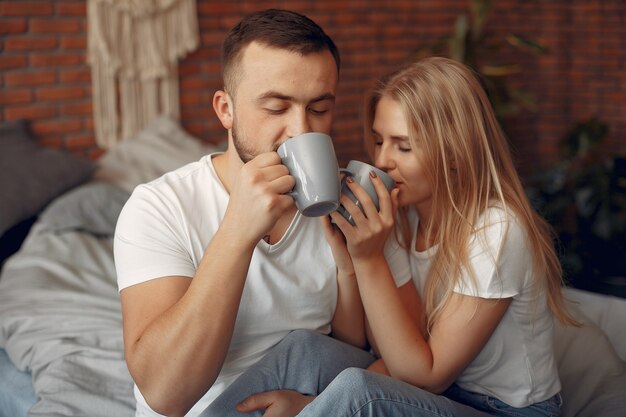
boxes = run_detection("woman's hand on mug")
[329,171,398,261]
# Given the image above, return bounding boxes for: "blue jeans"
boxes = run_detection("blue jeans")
[445,384,562,417]
[299,368,562,417]
[200,330,376,416]
[200,330,561,417]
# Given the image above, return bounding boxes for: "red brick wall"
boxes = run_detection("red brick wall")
[0,1,92,153]
[1,0,624,175]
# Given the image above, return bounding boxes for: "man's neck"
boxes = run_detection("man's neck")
[211,148,241,194]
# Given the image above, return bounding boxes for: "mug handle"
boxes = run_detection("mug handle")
[339,168,354,185]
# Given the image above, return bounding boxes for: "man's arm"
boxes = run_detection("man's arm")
[121,225,256,417]
[119,152,295,417]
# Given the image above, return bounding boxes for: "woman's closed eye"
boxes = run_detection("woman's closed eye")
[375,140,411,153]
[395,136,412,152]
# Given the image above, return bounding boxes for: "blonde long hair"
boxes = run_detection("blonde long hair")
[365,57,577,329]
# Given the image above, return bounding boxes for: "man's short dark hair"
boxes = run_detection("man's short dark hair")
[222,9,340,95]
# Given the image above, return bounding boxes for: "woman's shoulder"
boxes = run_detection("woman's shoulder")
[462,204,534,296]
[478,203,524,231]
[474,203,529,253]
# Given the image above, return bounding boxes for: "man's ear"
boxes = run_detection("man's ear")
[213,90,233,130]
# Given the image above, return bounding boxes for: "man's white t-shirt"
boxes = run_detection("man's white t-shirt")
[114,153,411,417]
[407,206,561,408]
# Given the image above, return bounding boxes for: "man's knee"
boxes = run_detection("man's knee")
[262,330,333,372]
[331,367,375,393]
[280,330,338,356]
[282,329,323,345]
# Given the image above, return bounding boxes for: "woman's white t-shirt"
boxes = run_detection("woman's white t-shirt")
[114,154,411,417]
[407,206,560,407]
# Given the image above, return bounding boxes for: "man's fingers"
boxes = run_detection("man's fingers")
[249,151,283,168]
[246,152,295,194]
[243,153,291,182]
[269,174,296,196]
[263,162,291,182]
[236,392,272,412]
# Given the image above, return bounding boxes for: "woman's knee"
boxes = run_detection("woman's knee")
[298,368,374,414]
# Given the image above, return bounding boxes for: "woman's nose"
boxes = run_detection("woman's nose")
[375,145,393,170]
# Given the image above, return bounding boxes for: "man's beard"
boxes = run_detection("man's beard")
[232,117,258,163]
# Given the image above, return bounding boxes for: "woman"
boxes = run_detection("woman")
[203,57,577,417]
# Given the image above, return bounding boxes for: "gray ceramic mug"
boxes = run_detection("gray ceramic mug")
[338,160,396,225]
[277,132,341,217]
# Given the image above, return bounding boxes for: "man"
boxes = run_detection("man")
[114,9,352,417]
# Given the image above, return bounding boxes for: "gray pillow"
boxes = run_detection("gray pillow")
[0,120,94,236]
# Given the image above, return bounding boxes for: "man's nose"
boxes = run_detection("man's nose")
[286,109,312,138]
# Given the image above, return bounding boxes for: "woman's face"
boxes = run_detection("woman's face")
[372,95,433,212]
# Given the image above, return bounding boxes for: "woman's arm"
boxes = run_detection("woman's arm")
[354,256,510,393]
[366,278,423,353]
[336,173,511,393]
[322,216,367,348]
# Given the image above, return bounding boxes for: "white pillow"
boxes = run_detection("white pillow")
[94,115,218,193]
[555,301,626,417]
[563,287,626,361]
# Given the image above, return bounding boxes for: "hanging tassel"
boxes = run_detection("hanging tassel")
[87,0,199,148]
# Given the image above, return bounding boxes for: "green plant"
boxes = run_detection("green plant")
[527,118,626,289]
[416,0,546,124]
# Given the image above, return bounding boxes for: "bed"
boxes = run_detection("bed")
[1,117,625,417]
[0,116,216,417]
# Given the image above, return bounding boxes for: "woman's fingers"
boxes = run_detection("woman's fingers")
[343,172,393,226]
[340,181,368,226]
[328,209,354,238]
[321,215,346,247]
[389,187,400,216]
[371,171,393,216]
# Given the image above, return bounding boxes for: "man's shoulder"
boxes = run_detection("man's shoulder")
[140,154,218,192]
[116,153,224,239]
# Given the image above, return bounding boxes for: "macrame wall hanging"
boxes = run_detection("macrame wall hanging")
[87,0,199,148]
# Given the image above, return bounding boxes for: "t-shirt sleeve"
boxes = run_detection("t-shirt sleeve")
[384,233,412,288]
[114,185,196,291]
[454,208,531,299]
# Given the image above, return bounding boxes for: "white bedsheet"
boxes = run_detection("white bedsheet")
[0,115,219,417]
[0,182,135,417]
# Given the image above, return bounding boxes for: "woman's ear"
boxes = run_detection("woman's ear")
[213,90,233,130]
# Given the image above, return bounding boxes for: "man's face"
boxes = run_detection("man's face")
[229,41,338,162]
